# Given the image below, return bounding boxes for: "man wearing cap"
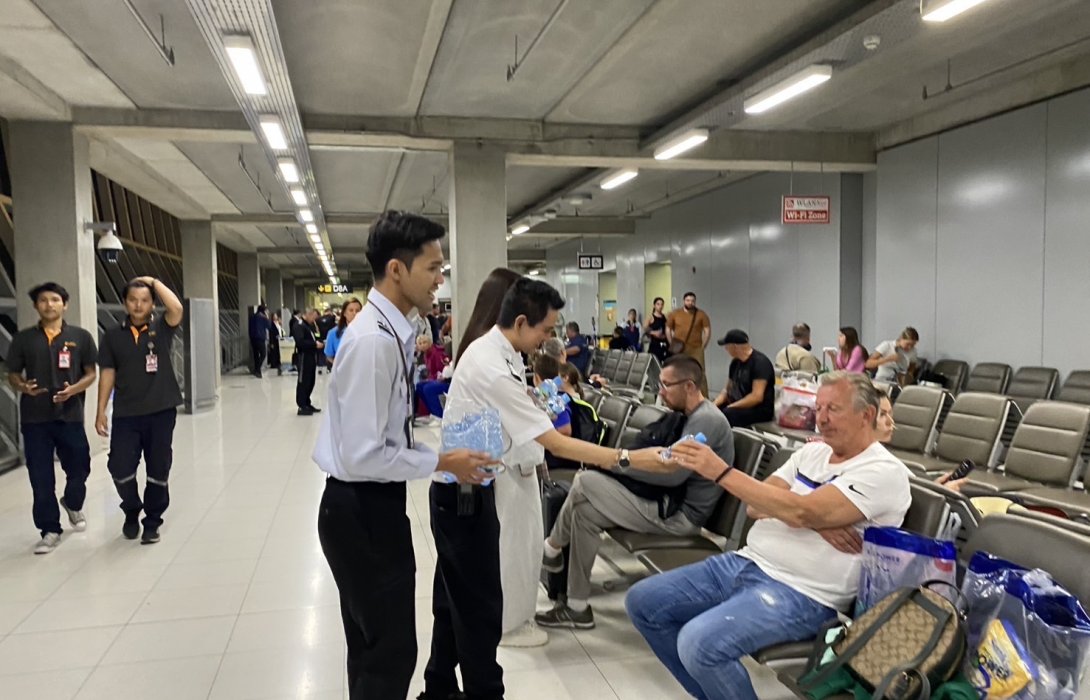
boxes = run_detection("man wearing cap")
[713,329,775,428]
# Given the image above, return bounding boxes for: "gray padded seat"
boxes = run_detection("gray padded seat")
[1014,488,1090,520]
[964,401,1090,493]
[624,353,653,389]
[931,359,969,394]
[964,362,1012,394]
[617,404,669,450]
[1006,366,1059,413]
[597,396,635,448]
[886,386,951,460]
[581,385,604,411]
[637,547,718,574]
[601,350,621,382]
[1057,370,1090,406]
[611,352,635,384]
[900,393,1010,477]
[590,349,607,376]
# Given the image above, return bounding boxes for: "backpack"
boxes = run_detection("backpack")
[569,397,606,445]
[601,411,690,519]
[799,582,967,700]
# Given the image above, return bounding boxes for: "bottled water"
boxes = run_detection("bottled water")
[438,403,505,483]
[531,377,571,419]
[660,432,707,462]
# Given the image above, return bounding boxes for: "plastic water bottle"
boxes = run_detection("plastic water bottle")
[439,404,504,483]
[532,377,570,419]
[660,432,707,462]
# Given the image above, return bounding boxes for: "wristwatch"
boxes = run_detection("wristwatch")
[617,449,631,468]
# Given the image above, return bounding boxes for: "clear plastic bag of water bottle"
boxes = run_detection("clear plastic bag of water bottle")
[441,398,507,480]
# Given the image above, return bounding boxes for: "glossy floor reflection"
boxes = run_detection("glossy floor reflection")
[0,372,795,699]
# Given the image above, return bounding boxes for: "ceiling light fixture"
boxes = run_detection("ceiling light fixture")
[600,168,639,191]
[223,34,267,95]
[305,223,318,235]
[567,192,592,206]
[309,234,321,243]
[278,159,299,183]
[259,116,288,151]
[298,209,314,223]
[511,224,530,236]
[653,128,710,160]
[743,64,832,115]
[920,0,994,22]
[291,189,307,206]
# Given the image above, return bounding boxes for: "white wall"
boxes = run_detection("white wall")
[548,171,858,389]
[873,87,1090,375]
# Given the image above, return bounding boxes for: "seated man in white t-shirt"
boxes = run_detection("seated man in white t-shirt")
[626,371,911,700]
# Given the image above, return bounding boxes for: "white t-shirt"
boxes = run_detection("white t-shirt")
[737,441,911,612]
[873,340,918,383]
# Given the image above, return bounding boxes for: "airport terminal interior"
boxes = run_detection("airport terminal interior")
[2,0,1090,698]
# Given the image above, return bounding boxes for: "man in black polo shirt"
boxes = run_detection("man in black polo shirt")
[96,276,184,544]
[7,282,97,555]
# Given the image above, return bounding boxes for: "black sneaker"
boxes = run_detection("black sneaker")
[542,549,564,573]
[122,514,140,540]
[535,603,595,630]
[297,407,315,416]
[308,406,322,413]
[141,526,160,545]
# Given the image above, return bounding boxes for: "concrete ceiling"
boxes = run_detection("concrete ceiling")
[0,0,1087,279]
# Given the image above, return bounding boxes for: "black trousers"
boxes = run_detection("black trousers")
[268,336,280,369]
[318,478,416,700]
[21,420,91,536]
[425,482,504,700]
[107,408,177,529]
[296,351,316,409]
[251,338,266,376]
[721,405,774,429]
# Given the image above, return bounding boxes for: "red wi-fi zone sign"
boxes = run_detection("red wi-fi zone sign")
[782,195,830,224]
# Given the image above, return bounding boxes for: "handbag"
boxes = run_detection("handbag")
[668,311,699,355]
[800,582,967,700]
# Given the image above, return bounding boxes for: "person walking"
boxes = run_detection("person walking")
[292,309,324,415]
[666,292,712,395]
[96,276,184,544]
[7,282,97,554]
[313,210,494,700]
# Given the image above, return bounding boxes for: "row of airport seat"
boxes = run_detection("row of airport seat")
[588,349,660,400]
[931,360,1090,413]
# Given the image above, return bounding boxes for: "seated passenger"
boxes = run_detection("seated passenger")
[414,335,450,419]
[826,326,867,373]
[775,322,821,373]
[608,325,632,351]
[626,372,911,700]
[531,354,572,436]
[536,356,733,630]
[712,329,775,428]
[867,326,920,384]
[542,336,566,363]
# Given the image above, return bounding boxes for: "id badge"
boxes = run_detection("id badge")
[145,353,159,373]
[58,349,71,369]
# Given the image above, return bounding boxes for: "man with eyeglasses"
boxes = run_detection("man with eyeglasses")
[535,354,733,630]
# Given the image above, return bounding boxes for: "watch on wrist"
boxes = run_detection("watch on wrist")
[618,448,631,468]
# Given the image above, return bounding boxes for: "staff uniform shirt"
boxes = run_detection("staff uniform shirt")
[313,288,437,482]
[434,326,554,482]
[99,316,182,418]
[566,334,591,375]
[737,441,911,611]
[7,322,97,424]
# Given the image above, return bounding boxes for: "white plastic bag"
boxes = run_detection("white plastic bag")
[855,526,957,617]
[776,385,818,431]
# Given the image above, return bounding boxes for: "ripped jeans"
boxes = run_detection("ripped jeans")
[626,552,837,700]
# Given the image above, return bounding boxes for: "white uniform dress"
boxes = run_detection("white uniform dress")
[437,326,554,633]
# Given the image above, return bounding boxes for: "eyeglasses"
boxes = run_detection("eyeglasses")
[659,378,692,389]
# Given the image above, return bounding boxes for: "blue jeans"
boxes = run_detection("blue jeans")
[416,380,449,418]
[626,552,837,700]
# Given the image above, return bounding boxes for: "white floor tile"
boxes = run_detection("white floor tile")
[595,657,690,699]
[0,599,39,636]
[226,606,345,653]
[208,645,346,699]
[0,626,121,675]
[0,667,92,700]
[502,662,619,699]
[14,592,143,634]
[154,558,259,591]
[99,615,236,664]
[74,654,222,700]
[131,583,248,623]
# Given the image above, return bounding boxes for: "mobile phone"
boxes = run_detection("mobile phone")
[949,459,976,481]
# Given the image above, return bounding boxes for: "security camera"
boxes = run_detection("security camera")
[97,231,124,264]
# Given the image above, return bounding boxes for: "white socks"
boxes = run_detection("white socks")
[568,598,588,613]
[543,539,562,558]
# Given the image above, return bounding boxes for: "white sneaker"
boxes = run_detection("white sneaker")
[499,620,549,648]
[60,498,86,532]
[34,532,61,555]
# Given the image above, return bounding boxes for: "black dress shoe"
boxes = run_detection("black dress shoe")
[308,406,322,413]
[297,407,315,416]
[141,526,160,544]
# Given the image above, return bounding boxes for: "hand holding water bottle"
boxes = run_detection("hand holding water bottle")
[660,433,707,462]
[437,449,496,484]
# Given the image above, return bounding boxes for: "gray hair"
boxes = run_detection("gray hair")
[820,371,881,419]
[542,337,565,361]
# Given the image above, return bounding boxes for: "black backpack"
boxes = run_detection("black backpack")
[602,410,690,519]
[569,397,606,445]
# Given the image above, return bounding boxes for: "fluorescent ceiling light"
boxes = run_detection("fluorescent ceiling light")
[291,189,307,206]
[305,223,318,235]
[308,233,321,242]
[743,64,832,115]
[298,209,314,223]
[600,168,639,191]
[921,0,993,22]
[259,116,287,151]
[653,129,709,160]
[278,159,299,183]
[223,34,267,95]
[511,224,530,236]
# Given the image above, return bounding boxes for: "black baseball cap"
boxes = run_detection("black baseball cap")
[717,329,749,346]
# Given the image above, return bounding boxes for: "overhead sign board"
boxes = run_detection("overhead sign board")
[577,254,604,271]
[782,195,831,224]
[317,283,353,294]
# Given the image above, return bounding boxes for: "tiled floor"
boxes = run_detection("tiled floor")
[0,371,796,699]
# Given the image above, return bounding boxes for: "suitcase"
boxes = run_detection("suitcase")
[541,477,571,601]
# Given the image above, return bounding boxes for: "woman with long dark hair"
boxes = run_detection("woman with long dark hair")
[644,296,669,362]
[454,268,523,366]
[826,326,867,373]
[323,297,362,366]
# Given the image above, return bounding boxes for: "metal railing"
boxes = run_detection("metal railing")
[221,333,249,373]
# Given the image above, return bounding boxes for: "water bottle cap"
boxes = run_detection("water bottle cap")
[551,376,563,388]
[561,394,571,404]
[694,432,707,443]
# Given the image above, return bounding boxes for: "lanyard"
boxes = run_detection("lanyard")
[372,305,415,447]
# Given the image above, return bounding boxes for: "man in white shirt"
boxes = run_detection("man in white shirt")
[626,371,911,700]
[421,278,665,700]
[313,211,495,700]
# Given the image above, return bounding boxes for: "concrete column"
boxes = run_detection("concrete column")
[295,284,307,311]
[181,220,221,380]
[237,253,261,326]
[282,278,296,312]
[264,268,283,314]
[8,122,98,426]
[448,142,507,346]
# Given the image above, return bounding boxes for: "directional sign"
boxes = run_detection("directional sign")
[317,283,353,294]
[577,254,604,270]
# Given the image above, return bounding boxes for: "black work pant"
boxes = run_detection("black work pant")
[251,338,266,376]
[107,408,177,529]
[296,351,317,408]
[318,478,416,700]
[21,420,91,536]
[721,405,773,429]
[268,336,280,370]
[425,482,504,700]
